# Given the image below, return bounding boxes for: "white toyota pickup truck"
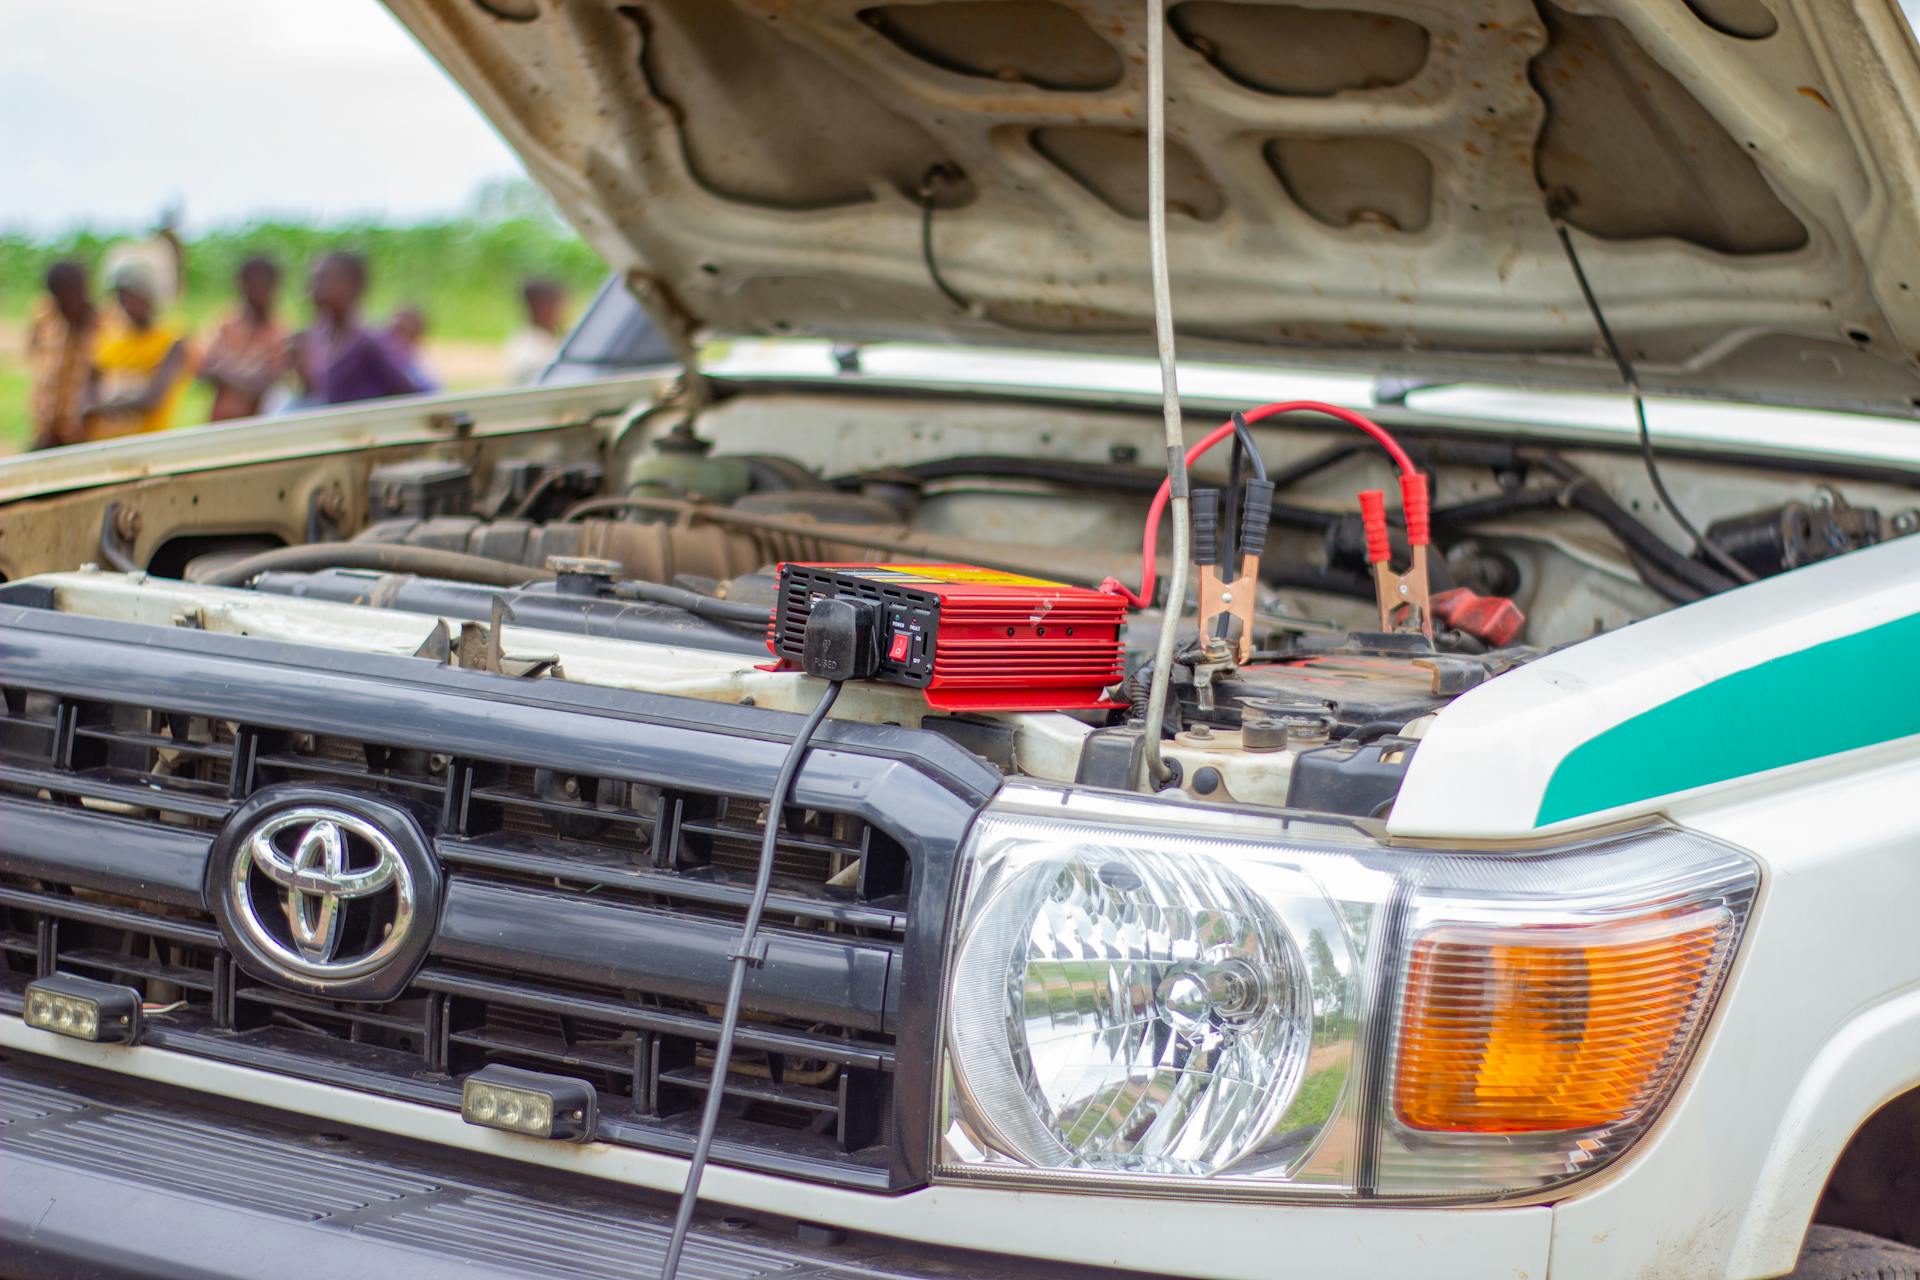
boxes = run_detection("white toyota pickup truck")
[1,2,1917,1278]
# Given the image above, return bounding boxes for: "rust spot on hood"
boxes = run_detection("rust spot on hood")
[1797,85,1834,110]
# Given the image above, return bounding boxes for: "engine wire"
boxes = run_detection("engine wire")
[1552,223,1756,586]
[918,167,978,317]
[1229,409,1268,481]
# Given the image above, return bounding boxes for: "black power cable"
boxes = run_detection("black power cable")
[1552,223,1756,586]
[918,167,977,316]
[659,598,875,1280]
[1228,409,1269,482]
[659,679,841,1276]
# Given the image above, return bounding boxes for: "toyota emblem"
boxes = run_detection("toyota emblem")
[209,788,441,1000]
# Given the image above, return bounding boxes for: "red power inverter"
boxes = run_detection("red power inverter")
[769,563,1129,712]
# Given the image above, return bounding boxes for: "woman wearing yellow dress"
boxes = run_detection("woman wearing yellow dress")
[86,257,191,439]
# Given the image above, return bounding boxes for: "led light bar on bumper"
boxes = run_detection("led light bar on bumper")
[939,786,1758,1201]
[24,975,142,1044]
[461,1066,597,1141]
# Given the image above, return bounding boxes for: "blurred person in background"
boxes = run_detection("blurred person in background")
[26,261,102,450]
[504,277,566,384]
[201,256,291,421]
[384,304,439,394]
[86,256,192,439]
[293,252,422,406]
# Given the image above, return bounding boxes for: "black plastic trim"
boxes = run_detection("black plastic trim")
[0,604,1001,805]
[0,761,231,820]
[0,884,222,950]
[415,968,896,1071]
[436,877,898,1032]
[435,836,909,931]
[0,797,208,909]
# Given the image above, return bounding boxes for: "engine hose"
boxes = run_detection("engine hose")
[607,580,772,628]
[839,456,1159,491]
[1267,442,1369,492]
[557,494,1123,587]
[1259,563,1378,601]
[1428,457,1734,602]
[1429,487,1563,528]
[1431,484,1705,604]
[1521,452,1733,594]
[1428,484,1705,601]
[196,543,557,589]
[1621,543,1707,607]
[1563,483,1733,598]
[829,455,1338,529]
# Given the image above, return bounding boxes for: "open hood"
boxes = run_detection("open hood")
[387,0,1920,415]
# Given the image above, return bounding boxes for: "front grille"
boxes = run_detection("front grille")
[0,888,895,1172]
[0,606,993,1192]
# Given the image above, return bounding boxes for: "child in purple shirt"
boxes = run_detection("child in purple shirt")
[294,253,423,406]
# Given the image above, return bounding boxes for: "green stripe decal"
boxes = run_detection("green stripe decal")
[1536,611,1920,826]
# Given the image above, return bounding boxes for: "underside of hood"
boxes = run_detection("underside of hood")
[388,0,1920,415]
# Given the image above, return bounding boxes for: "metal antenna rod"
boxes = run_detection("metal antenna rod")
[1137,0,1191,789]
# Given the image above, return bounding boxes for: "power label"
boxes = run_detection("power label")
[836,564,1068,589]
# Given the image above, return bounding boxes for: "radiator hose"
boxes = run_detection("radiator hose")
[194,543,556,589]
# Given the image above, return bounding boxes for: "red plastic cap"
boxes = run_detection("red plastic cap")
[1400,472,1431,547]
[1431,587,1525,648]
[1358,490,1391,564]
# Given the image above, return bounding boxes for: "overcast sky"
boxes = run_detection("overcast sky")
[0,0,525,236]
[7,1,1920,238]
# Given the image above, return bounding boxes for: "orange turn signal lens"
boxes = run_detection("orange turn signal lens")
[1393,907,1733,1134]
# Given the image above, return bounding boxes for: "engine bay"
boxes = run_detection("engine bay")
[8,380,1912,823]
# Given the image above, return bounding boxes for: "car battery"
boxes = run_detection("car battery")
[770,563,1128,712]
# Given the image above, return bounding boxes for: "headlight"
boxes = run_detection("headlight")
[939,785,1758,1201]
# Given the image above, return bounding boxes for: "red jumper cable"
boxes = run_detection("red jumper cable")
[1102,400,1433,638]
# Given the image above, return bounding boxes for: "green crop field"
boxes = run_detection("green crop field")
[0,216,606,453]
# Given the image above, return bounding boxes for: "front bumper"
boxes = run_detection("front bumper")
[0,1051,1101,1280]
[0,1026,1554,1280]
